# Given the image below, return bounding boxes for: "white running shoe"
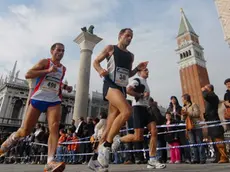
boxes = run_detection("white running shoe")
[88,157,100,171]
[147,160,166,169]
[0,132,19,156]
[97,143,111,168]
[88,157,109,172]
[111,135,121,153]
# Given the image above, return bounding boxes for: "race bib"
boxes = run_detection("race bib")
[41,80,59,93]
[115,67,129,87]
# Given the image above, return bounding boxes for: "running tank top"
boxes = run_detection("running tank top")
[107,45,132,87]
[31,59,66,102]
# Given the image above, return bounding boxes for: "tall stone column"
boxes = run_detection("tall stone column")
[73,28,102,122]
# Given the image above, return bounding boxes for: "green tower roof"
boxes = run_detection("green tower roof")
[178,8,196,36]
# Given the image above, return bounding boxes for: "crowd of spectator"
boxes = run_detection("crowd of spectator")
[1,81,230,165]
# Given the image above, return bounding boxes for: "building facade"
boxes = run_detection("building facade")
[88,91,108,118]
[214,0,230,46]
[175,9,210,113]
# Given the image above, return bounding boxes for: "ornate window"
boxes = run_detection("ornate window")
[183,52,186,57]
[11,99,23,119]
[186,51,189,57]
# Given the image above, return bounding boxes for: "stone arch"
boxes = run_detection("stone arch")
[186,51,189,57]
[188,50,191,56]
[183,52,186,57]
[180,54,183,59]
[11,99,23,119]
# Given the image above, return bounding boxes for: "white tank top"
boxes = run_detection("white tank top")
[31,58,65,102]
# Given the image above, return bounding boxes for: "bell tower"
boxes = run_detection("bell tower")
[175,9,210,113]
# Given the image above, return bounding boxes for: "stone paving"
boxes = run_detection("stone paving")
[0,163,230,172]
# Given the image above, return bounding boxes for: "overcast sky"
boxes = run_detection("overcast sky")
[0,0,229,107]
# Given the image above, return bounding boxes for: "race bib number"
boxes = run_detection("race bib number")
[42,80,59,93]
[115,67,129,87]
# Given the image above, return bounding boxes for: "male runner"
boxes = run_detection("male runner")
[92,28,148,170]
[0,43,72,172]
[112,68,166,169]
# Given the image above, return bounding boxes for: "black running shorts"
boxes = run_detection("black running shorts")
[103,75,127,101]
[132,105,155,129]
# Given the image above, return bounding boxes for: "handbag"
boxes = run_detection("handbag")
[185,116,194,130]
[185,116,194,138]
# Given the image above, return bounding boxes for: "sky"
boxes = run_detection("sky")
[0,0,229,107]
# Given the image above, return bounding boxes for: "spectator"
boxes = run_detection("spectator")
[75,117,87,138]
[93,118,100,126]
[202,84,229,163]
[164,112,181,164]
[93,113,107,141]
[32,123,45,164]
[167,96,190,163]
[66,129,73,163]
[84,117,95,163]
[70,119,76,134]
[148,98,167,163]
[181,94,206,164]
[75,117,87,164]
[70,133,79,164]
[56,129,66,162]
[167,96,182,121]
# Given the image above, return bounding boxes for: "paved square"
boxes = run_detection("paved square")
[0,163,229,172]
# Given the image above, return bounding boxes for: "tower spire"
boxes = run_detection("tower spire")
[10,61,17,82]
[178,9,197,36]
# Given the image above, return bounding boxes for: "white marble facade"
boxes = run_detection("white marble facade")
[215,0,230,46]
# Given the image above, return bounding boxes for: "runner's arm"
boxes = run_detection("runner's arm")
[93,45,113,74]
[61,67,69,90]
[25,59,50,79]
[129,54,139,77]
[127,80,143,98]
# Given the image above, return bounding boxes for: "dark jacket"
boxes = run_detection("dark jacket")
[70,124,76,134]
[202,90,224,138]
[164,119,179,144]
[76,121,87,138]
[224,90,230,108]
[86,122,95,137]
[167,105,182,122]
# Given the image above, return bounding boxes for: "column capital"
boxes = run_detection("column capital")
[73,31,102,51]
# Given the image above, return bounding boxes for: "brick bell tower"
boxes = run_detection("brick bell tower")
[175,8,210,113]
